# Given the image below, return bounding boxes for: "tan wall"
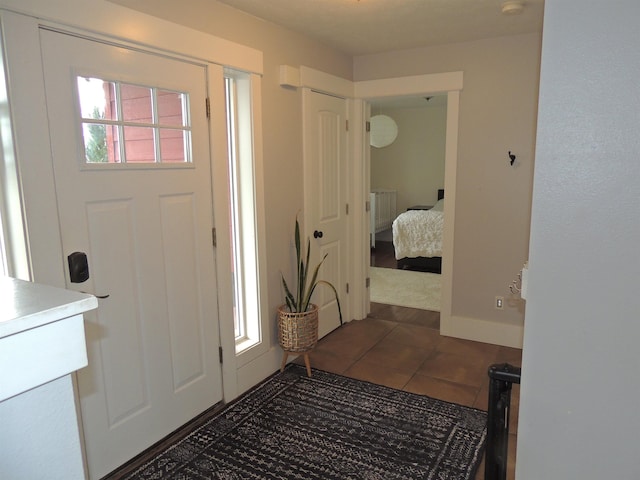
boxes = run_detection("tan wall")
[111,0,541,336]
[357,33,542,328]
[109,0,352,321]
[371,104,446,213]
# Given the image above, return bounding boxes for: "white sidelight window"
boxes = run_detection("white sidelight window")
[0,204,7,276]
[224,70,266,356]
[0,36,28,280]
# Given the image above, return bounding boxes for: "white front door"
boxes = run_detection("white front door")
[40,29,223,479]
[303,90,349,338]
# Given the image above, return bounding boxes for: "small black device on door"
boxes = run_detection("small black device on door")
[68,251,90,283]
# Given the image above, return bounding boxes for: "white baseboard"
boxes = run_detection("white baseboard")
[440,314,524,349]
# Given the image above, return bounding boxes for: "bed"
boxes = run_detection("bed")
[392,189,444,274]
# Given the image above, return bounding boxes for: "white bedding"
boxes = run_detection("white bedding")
[392,209,443,259]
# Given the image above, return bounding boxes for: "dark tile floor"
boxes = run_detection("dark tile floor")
[295,302,521,480]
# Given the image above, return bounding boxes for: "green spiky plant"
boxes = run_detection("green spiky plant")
[281,216,343,326]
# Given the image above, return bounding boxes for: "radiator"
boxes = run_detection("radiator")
[370,189,396,248]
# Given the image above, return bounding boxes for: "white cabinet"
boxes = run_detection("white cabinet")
[0,277,97,480]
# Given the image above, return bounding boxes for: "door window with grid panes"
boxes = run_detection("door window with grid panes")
[77,77,191,165]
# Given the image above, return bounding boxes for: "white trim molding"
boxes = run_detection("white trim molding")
[0,0,262,75]
[442,315,524,349]
[355,72,464,99]
[294,65,354,98]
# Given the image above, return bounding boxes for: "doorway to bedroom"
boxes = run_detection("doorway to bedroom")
[369,94,446,313]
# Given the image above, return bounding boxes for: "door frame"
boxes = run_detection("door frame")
[354,72,463,337]
[0,0,263,407]
[40,29,228,478]
[297,66,463,331]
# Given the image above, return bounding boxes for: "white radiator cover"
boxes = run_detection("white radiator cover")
[370,189,396,248]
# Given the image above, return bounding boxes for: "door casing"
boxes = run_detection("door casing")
[298,67,463,333]
[40,28,224,479]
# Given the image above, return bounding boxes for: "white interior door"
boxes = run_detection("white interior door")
[303,90,348,338]
[40,29,223,479]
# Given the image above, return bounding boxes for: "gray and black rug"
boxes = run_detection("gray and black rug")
[121,365,487,479]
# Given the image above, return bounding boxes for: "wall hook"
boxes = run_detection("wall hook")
[508,151,516,166]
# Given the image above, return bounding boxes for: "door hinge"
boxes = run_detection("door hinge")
[346,203,349,215]
[206,97,211,118]
[365,200,370,212]
[366,120,371,132]
[212,227,217,247]
[346,282,349,294]
[346,119,349,131]
[219,346,223,364]
[366,277,370,288]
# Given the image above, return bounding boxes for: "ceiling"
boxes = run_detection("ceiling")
[215,0,545,56]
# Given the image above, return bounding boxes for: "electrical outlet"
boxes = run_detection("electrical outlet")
[495,296,504,310]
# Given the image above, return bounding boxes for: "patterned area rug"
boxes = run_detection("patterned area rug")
[122,365,486,479]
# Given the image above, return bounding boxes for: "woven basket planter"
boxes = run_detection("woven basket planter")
[277,304,319,353]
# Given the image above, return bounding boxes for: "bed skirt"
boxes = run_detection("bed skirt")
[397,256,442,274]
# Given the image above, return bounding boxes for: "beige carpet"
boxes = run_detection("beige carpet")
[370,266,441,312]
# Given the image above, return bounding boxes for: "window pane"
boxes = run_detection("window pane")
[83,123,107,163]
[159,129,188,163]
[123,126,156,163]
[225,72,263,354]
[121,84,152,124]
[77,77,117,121]
[83,123,121,163]
[157,90,187,127]
[0,209,7,276]
[107,124,122,163]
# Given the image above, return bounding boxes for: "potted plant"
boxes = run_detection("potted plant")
[278,215,342,376]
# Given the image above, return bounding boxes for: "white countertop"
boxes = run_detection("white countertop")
[0,276,98,338]
[0,276,98,401]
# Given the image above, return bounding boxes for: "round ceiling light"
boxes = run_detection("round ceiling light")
[502,1,525,15]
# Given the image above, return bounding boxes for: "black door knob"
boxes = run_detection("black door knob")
[313,230,323,239]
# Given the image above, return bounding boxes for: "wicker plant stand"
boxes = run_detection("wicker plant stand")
[278,304,319,377]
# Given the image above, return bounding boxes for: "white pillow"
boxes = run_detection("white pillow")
[431,199,444,211]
